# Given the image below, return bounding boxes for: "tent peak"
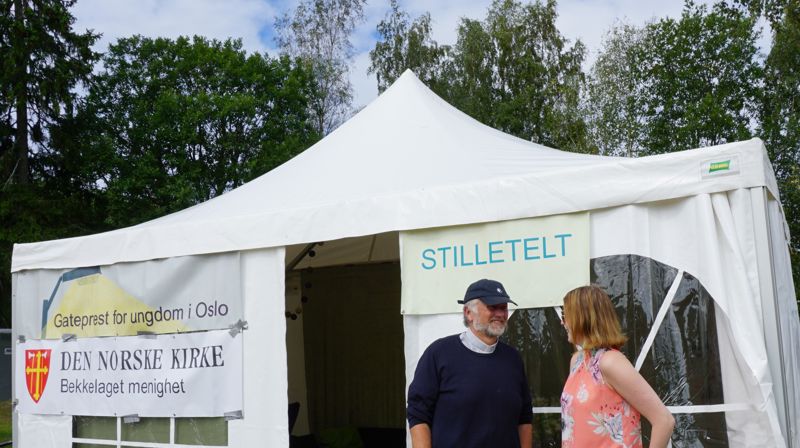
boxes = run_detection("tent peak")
[382,69,425,94]
[399,68,418,78]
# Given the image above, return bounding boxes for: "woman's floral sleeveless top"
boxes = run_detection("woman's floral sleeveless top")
[561,348,642,448]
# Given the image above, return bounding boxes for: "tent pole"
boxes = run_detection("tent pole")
[367,234,377,262]
[286,243,318,273]
[11,273,18,448]
[751,187,792,447]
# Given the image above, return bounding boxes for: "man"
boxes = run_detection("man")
[407,278,533,448]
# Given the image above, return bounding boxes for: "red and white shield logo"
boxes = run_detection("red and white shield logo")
[25,349,51,403]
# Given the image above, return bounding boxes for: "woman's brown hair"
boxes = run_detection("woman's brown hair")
[563,285,627,350]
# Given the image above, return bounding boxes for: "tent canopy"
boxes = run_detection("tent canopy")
[11,70,779,272]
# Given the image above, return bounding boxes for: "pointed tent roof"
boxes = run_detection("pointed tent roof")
[12,71,778,271]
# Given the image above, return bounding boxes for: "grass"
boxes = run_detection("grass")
[0,399,11,443]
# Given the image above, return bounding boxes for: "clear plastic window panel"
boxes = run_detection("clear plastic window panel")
[72,415,228,447]
[121,417,170,443]
[174,417,228,446]
[502,255,729,447]
[73,416,116,440]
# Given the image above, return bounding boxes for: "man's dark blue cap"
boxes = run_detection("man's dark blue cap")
[458,279,517,306]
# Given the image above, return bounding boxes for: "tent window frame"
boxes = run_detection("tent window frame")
[71,415,228,447]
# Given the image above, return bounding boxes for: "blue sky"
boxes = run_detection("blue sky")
[73,0,768,109]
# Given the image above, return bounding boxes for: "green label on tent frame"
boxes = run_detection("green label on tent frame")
[709,160,731,173]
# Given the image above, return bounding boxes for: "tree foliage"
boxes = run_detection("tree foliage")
[276,0,366,135]
[732,0,790,26]
[454,0,589,151]
[760,0,800,292]
[642,2,762,154]
[586,23,648,157]
[0,0,101,328]
[368,0,449,93]
[588,2,762,156]
[369,0,591,152]
[0,0,99,185]
[82,35,318,227]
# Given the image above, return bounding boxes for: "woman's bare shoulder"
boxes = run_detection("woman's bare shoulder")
[598,349,636,384]
[599,348,630,364]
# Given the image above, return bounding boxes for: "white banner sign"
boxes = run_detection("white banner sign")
[400,214,590,314]
[16,329,242,417]
[27,253,243,339]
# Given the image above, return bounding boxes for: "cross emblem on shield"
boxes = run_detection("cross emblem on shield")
[25,349,51,403]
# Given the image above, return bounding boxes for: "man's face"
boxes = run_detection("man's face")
[469,299,509,338]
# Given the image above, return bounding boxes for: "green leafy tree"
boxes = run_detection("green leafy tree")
[586,23,649,157]
[276,0,366,135]
[369,0,591,153]
[639,2,762,154]
[732,0,789,26]
[82,35,318,227]
[0,0,99,185]
[588,2,762,156]
[446,0,590,151]
[368,0,450,93]
[0,0,100,328]
[760,0,800,300]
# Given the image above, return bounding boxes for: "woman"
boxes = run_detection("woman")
[560,285,675,448]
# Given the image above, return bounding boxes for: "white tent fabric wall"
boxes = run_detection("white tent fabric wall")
[11,263,71,447]
[767,198,800,447]
[16,414,69,447]
[403,190,789,447]
[229,247,287,447]
[13,268,61,338]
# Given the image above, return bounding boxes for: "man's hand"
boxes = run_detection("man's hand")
[410,423,432,448]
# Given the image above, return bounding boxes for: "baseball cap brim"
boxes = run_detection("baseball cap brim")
[458,295,518,306]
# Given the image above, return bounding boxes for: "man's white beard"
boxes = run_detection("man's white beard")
[474,319,506,338]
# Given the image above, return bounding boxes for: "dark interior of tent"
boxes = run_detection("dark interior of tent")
[286,237,406,448]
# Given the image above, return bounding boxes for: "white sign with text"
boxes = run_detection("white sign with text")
[17,329,242,417]
[401,214,590,314]
[31,252,243,339]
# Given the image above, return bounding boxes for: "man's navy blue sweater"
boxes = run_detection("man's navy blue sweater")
[407,334,533,448]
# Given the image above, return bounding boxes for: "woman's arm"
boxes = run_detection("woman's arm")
[600,350,675,448]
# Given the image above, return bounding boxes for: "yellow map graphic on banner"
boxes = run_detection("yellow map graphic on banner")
[43,273,191,338]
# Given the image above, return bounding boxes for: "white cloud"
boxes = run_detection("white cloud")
[73,0,278,55]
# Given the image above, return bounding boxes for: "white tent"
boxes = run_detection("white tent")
[11,71,799,447]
